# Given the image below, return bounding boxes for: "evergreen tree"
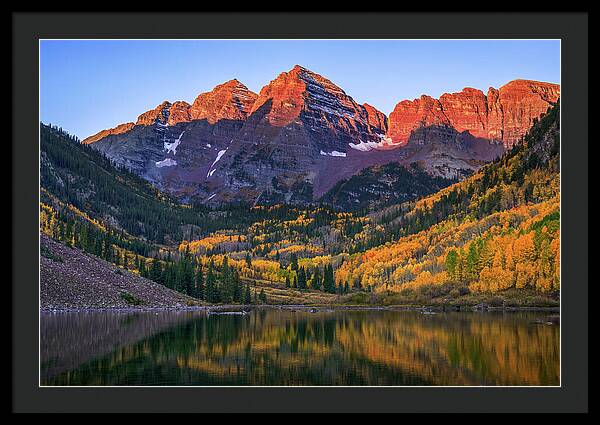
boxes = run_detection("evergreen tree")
[259,288,267,304]
[195,265,204,300]
[312,268,322,291]
[163,262,175,289]
[297,267,307,290]
[290,253,299,271]
[139,258,147,278]
[445,250,459,281]
[205,260,219,303]
[232,270,242,303]
[150,256,162,282]
[323,264,336,294]
[244,282,252,304]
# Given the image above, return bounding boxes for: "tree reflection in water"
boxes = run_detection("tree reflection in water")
[40,309,559,386]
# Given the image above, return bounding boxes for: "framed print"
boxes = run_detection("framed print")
[12,11,588,413]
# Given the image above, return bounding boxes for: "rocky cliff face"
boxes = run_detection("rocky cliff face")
[83,122,136,145]
[206,65,390,204]
[493,79,560,145]
[82,81,257,145]
[387,79,560,148]
[190,79,258,123]
[386,95,450,147]
[81,81,259,201]
[82,66,558,207]
[363,103,388,134]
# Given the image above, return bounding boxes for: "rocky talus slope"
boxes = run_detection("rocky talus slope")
[40,234,198,310]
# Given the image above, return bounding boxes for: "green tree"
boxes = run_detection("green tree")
[290,253,299,271]
[205,260,219,303]
[150,256,162,282]
[311,268,322,291]
[445,249,459,281]
[244,282,252,304]
[465,242,480,280]
[139,258,147,278]
[195,265,204,300]
[297,267,307,290]
[323,264,336,294]
[232,270,242,303]
[259,288,267,304]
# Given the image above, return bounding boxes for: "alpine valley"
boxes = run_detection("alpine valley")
[41,65,561,310]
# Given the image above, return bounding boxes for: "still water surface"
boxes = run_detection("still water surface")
[40,308,559,386]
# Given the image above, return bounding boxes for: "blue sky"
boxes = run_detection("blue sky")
[40,40,560,139]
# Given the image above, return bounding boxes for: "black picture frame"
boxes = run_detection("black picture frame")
[12,12,588,413]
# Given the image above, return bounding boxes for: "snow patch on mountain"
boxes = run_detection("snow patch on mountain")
[206,148,228,178]
[211,149,227,167]
[348,139,383,152]
[377,133,394,145]
[320,150,347,157]
[164,132,185,154]
[156,158,177,167]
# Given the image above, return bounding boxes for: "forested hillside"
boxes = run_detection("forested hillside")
[350,102,560,251]
[40,124,362,303]
[335,102,560,304]
[321,162,456,211]
[40,102,560,307]
[41,124,276,244]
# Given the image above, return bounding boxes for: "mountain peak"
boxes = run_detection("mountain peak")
[286,65,325,82]
[249,63,365,130]
[290,64,309,72]
[136,101,172,126]
[190,80,258,124]
[215,78,248,90]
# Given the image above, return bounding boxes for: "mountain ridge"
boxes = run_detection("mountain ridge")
[81,65,558,207]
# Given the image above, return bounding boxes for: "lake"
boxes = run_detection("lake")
[40,308,559,386]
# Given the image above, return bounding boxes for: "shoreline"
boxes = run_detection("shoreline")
[40,303,560,314]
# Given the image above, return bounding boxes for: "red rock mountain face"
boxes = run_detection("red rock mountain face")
[241,65,384,139]
[82,66,558,206]
[207,65,389,202]
[363,103,388,133]
[190,79,258,124]
[82,81,257,144]
[387,79,560,148]
[83,122,136,145]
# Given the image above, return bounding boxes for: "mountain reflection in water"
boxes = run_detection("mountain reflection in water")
[40,309,559,386]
